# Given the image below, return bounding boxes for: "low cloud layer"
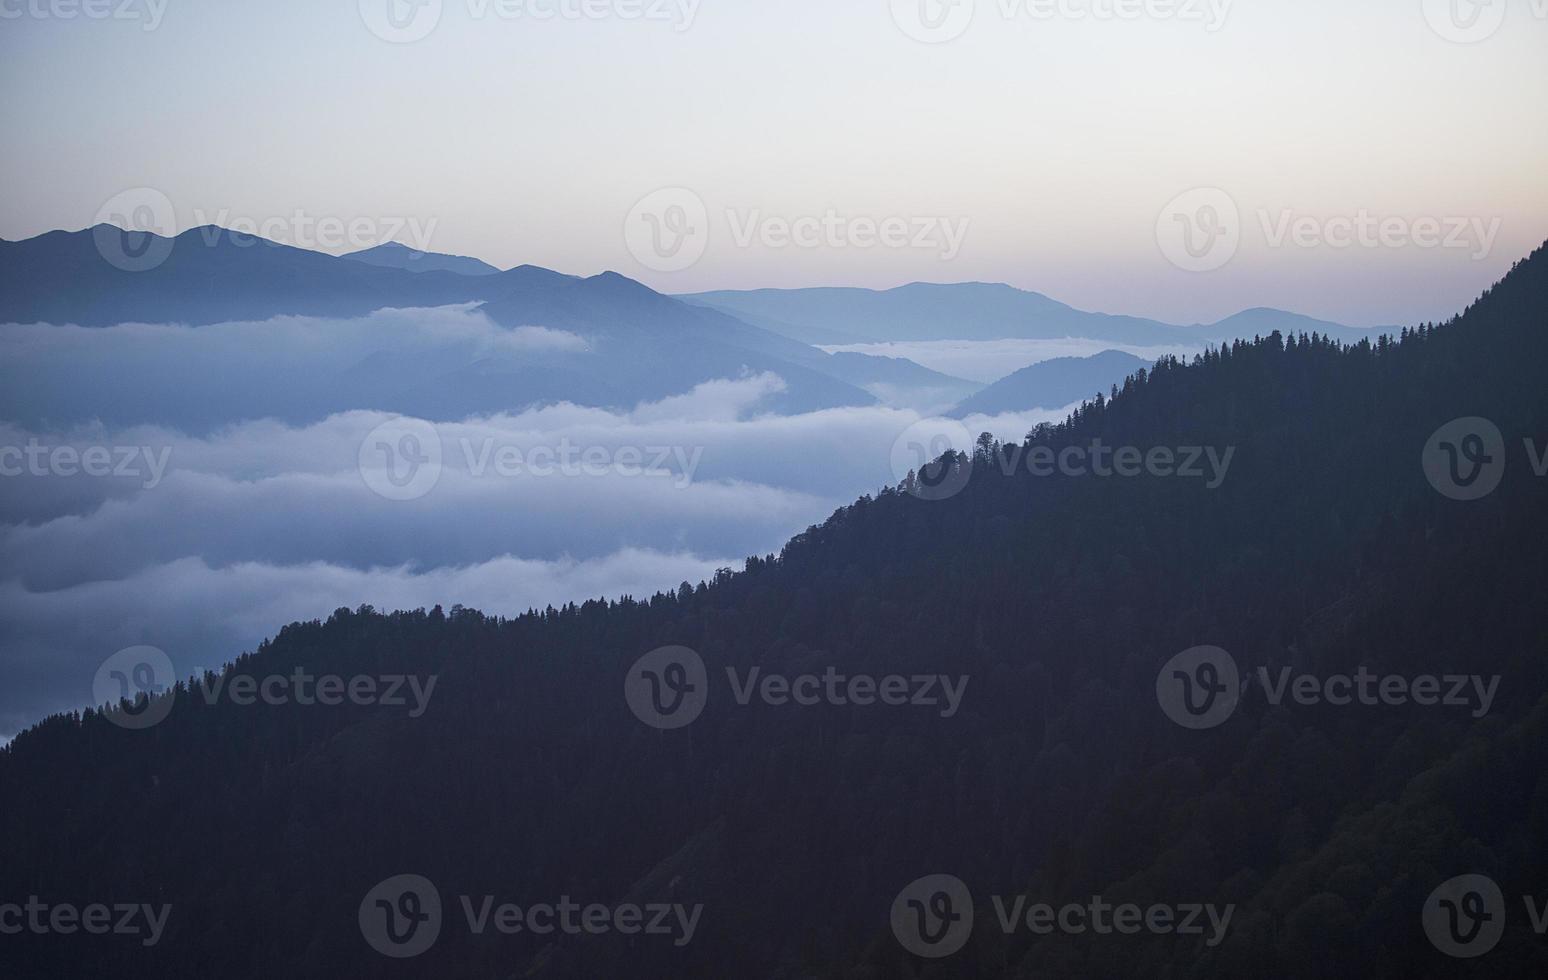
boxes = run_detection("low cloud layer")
[1,312,1064,738]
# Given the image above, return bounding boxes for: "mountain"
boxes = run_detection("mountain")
[822,352,981,412]
[341,241,501,276]
[1202,307,1388,346]
[683,284,1376,350]
[5,242,1545,978]
[0,226,877,423]
[682,282,1197,345]
[949,349,1149,417]
[0,225,500,326]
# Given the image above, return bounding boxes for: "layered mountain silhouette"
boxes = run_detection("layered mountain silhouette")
[684,282,1382,346]
[342,241,501,276]
[0,226,887,423]
[5,242,1545,977]
[949,349,1150,416]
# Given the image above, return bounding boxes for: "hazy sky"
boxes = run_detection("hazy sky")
[2,0,1545,325]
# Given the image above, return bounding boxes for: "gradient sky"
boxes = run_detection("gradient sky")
[2,0,1545,325]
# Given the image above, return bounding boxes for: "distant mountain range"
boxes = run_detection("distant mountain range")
[342,241,500,276]
[0,227,1400,424]
[950,349,1150,417]
[682,283,1388,347]
[0,227,886,424]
